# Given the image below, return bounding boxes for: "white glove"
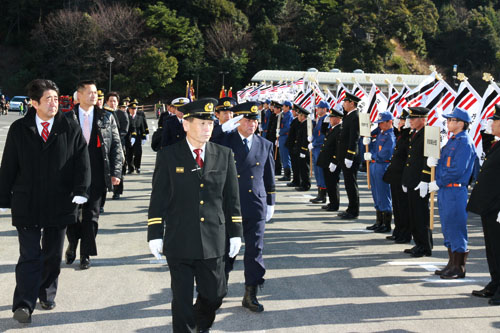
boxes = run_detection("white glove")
[228,237,242,258]
[393,118,400,128]
[414,181,429,198]
[222,115,243,132]
[323,114,330,121]
[404,119,411,129]
[266,205,275,222]
[344,158,353,169]
[72,196,88,204]
[149,239,163,260]
[364,152,372,161]
[402,185,407,193]
[329,162,337,172]
[142,139,146,145]
[146,134,149,141]
[427,156,438,167]
[497,211,500,223]
[131,137,136,146]
[362,137,371,145]
[307,135,313,142]
[0,208,8,212]
[429,181,439,193]
[308,143,313,150]
[300,153,306,158]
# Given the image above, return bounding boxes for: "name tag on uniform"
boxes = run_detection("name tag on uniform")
[176,167,184,173]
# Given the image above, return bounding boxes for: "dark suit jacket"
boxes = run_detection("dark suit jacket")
[337,109,360,163]
[401,128,431,189]
[285,117,299,151]
[212,131,276,220]
[468,141,500,215]
[383,127,410,184]
[148,139,243,259]
[161,115,185,147]
[0,108,90,227]
[317,123,342,168]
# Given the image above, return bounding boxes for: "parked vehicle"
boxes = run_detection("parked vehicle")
[9,96,28,111]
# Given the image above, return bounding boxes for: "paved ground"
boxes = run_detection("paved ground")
[0,111,498,332]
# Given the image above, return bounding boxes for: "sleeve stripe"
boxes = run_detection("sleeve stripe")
[148,220,162,226]
[422,170,431,175]
[347,150,356,154]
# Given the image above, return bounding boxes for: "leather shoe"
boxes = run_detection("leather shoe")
[80,256,90,270]
[65,243,77,265]
[395,238,412,244]
[40,300,56,310]
[112,193,120,200]
[411,248,432,257]
[386,235,396,240]
[338,211,358,219]
[295,186,310,192]
[404,246,417,254]
[13,307,31,323]
[286,182,298,187]
[472,287,496,298]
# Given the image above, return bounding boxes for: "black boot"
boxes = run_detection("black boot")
[434,248,452,275]
[311,188,327,204]
[441,251,468,279]
[366,210,382,230]
[65,242,77,264]
[278,168,291,181]
[374,211,392,233]
[309,188,320,203]
[242,285,264,312]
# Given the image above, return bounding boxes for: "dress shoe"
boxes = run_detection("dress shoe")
[404,246,417,254]
[13,307,31,323]
[112,193,120,200]
[472,287,496,298]
[80,256,91,270]
[242,285,264,312]
[386,235,396,240]
[65,242,77,265]
[40,300,56,310]
[322,204,339,211]
[294,186,310,192]
[127,169,134,174]
[374,225,391,233]
[278,175,290,181]
[338,211,358,220]
[395,237,412,244]
[286,182,299,187]
[136,168,141,174]
[410,247,432,258]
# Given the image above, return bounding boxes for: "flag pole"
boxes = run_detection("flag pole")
[430,166,436,230]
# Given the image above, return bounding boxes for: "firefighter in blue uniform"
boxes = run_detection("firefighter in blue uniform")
[364,111,396,233]
[211,101,276,313]
[278,100,293,181]
[161,97,190,148]
[309,101,329,203]
[427,107,475,279]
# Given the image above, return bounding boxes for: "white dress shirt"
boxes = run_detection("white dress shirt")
[186,138,206,162]
[35,114,54,137]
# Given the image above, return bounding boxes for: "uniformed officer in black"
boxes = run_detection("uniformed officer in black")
[211,101,276,313]
[161,97,190,148]
[285,107,300,187]
[468,105,500,304]
[316,107,343,211]
[401,106,432,257]
[294,104,313,191]
[266,101,282,175]
[336,92,361,219]
[147,98,243,332]
[126,100,148,174]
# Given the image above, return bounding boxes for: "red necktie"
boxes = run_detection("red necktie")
[41,122,50,142]
[194,149,204,168]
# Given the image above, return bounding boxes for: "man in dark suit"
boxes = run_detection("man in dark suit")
[161,97,190,148]
[212,101,276,313]
[126,100,148,174]
[65,80,123,270]
[147,98,243,332]
[468,105,500,304]
[285,107,300,187]
[0,79,90,323]
[401,107,432,257]
[316,107,343,211]
[294,104,313,191]
[336,92,361,219]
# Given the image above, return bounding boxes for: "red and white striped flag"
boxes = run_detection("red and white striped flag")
[325,88,337,109]
[401,72,438,110]
[424,79,456,128]
[389,84,410,117]
[336,82,348,104]
[311,82,327,105]
[365,83,388,122]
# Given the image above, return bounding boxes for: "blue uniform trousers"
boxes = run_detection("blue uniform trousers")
[312,147,326,188]
[243,218,266,286]
[438,186,468,252]
[278,135,291,169]
[369,162,392,212]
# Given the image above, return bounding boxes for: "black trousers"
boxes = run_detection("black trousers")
[407,188,433,251]
[126,140,143,172]
[13,225,66,313]
[298,154,311,189]
[66,188,102,256]
[290,151,300,185]
[167,256,226,333]
[340,160,360,216]
[274,146,282,175]
[390,180,411,240]
[323,166,341,210]
[481,211,500,289]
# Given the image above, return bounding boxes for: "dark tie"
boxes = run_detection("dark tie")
[41,122,50,142]
[194,148,204,168]
[242,138,249,153]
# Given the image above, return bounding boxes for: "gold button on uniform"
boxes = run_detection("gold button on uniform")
[200,200,204,205]
[250,176,254,179]
[248,190,252,193]
[200,217,205,222]
[200,184,204,188]
[256,162,260,165]
[238,175,240,178]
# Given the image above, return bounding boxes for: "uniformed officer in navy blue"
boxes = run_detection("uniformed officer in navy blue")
[211,101,276,313]
[160,97,190,148]
[309,101,329,203]
[426,107,476,279]
[277,100,293,181]
[364,111,396,233]
[285,106,300,187]
[210,97,237,140]
[336,92,361,219]
[147,98,243,332]
[468,104,500,303]
[402,106,433,257]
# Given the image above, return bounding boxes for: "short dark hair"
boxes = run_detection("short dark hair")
[76,80,96,91]
[462,121,469,131]
[26,79,59,103]
[105,91,120,102]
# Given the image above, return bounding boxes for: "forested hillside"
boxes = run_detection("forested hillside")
[1,0,499,98]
